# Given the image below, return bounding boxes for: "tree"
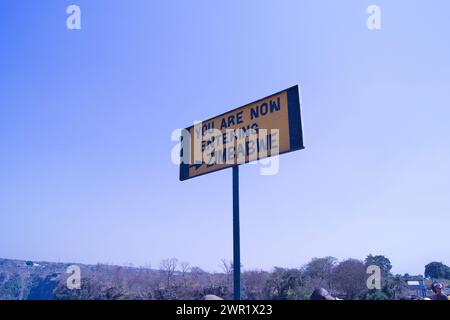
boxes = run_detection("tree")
[180,261,191,289]
[1,274,22,299]
[332,259,367,300]
[160,258,178,287]
[365,254,392,276]
[425,262,450,279]
[54,273,127,300]
[242,270,270,300]
[126,269,155,299]
[265,268,306,300]
[384,274,408,300]
[220,259,233,289]
[302,257,337,291]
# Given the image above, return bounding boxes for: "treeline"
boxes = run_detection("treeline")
[1,256,449,300]
[53,256,449,300]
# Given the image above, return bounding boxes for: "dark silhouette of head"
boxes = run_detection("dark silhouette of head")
[431,282,443,294]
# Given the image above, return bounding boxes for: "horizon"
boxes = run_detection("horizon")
[0,254,435,277]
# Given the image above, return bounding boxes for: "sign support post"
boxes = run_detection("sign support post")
[232,165,241,300]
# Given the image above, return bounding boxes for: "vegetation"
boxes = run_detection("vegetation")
[425,262,450,280]
[0,256,449,300]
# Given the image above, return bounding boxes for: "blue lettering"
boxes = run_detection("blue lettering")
[220,118,227,130]
[260,103,268,116]
[270,97,281,112]
[236,111,243,125]
[227,115,235,127]
[250,107,259,120]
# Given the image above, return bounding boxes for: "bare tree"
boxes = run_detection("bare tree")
[190,266,207,286]
[160,258,178,288]
[220,259,233,289]
[180,261,191,288]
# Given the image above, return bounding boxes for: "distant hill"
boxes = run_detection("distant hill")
[0,258,158,300]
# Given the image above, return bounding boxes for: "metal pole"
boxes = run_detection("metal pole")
[232,165,241,300]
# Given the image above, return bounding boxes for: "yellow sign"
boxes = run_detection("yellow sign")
[180,85,303,181]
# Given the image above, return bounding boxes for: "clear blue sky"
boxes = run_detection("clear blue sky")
[1,0,449,275]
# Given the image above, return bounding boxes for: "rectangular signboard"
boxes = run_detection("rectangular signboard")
[179,85,304,181]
